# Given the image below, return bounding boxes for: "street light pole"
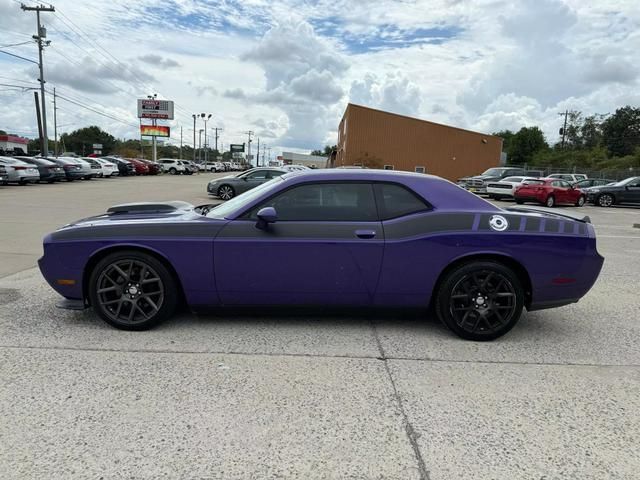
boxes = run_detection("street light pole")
[202,113,211,163]
[198,129,203,162]
[192,114,196,162]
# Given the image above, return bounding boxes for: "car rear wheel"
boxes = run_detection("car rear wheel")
[89,251,178,331]
[545,195,555,207]
[575,196,585,207]
[435,261,524,341]
[515,199,524,204]
[218,184,235,200]
[597,193,614,207]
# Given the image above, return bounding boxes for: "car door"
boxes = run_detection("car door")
[621,178,640,203]
[214,181,384,305]
[552,180,569,203]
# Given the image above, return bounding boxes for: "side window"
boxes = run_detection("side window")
[415,166,425,174]
[269,170,285,178]
[375,183,430,220]
[384,165,394,170]
[246,170,268,180]
[551,181,560,187]
[249,183,377,221]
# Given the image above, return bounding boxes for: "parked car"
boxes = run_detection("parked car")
[547,173,588,183]
[157,158,187,175]
[60,157,95,179]
[458,167,541,194]
[82,158,106,178]
[0,156,40,184]
[514,178,586,207]
[486,176,540,200]
[93,158,119,177]
[0,164,7,185]
[586,176,640,207]
[207,167,287,200]
[280,164,312,172]
[138,159,160,175]
[573,178,614,189]
[14,156,65,183]
[182,161,198,175]
[48,157,85,181]
[204,161,224,172]
[126,158,150,175]
[104,157,135,176]
[39,170,604,340]
[222,162,232,171]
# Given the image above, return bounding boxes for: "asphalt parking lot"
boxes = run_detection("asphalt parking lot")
[1,174,639,479]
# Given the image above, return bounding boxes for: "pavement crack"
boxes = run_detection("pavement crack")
[371,320,431,480]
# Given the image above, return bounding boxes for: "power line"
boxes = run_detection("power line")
[0,48,38,64]
[0,40,33,48]
[52,92,138,128]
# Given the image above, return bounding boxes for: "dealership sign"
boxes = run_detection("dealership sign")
[230,143,245,153]
[140,125,170,137]
[137,99,174,120]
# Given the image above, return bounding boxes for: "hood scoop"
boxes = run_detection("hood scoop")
[107,201,194,215]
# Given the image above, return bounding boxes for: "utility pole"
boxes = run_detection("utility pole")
[192,114,196,162]
[245,130,254,166]
[198,129,203,162]
[267,147,271,164]
[52,87,57,156]
[202,113,211,163]
[256,137,260,167]
[34,91,43,153]
[22,3,54,157]
[213,127,222,153]
[559,110,568,149]
[262,143,266,167]
[179,126,183,159]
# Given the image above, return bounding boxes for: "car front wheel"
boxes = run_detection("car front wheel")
[88,251,178,330]
[435,261,524,341]
[169,168,177,175]
[597,193,614,207]
[575,196,585,207]
[218,185,235,200]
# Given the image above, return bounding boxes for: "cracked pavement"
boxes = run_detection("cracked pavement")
[1,175,639,479]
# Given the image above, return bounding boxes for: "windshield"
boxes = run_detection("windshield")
[206,177,284,219]
[481,168,507,176]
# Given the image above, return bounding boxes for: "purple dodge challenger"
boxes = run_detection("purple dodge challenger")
[39,170,604,340]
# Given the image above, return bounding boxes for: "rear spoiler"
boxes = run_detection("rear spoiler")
[505,206,591,223]
[107,201,194,214]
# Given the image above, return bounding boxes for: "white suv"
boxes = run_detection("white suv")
[547,173,588,183]
[158,159,186,175]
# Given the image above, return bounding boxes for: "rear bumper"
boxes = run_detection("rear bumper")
[486,187,514,196]
[514,194,543,203]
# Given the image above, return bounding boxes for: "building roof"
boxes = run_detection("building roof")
[343,103,501,141]
[0,135,29,145]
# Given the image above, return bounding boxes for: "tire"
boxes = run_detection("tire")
[217,184,235,200]
[515,199,524,204]
[435,261,525,341]
[545,195,555,207]
[575,196,585,207]
[597,193,614,207]
[169,167,177,175]
[88,250,178,331]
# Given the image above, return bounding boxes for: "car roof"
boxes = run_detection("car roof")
[283,168,442,182]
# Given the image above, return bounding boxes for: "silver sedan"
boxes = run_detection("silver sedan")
[0,156,40,184]
[207,167,287,200]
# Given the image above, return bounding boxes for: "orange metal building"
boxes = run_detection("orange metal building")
[334,104,503,181]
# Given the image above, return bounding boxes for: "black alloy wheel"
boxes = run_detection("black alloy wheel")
[89,251,177,330]
[436,261,524,341]
[217,185,235,200]
[597,194,614,207]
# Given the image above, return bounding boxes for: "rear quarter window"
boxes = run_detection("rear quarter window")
[375,183,431,220]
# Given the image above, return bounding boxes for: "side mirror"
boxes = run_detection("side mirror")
[256,207,277,230]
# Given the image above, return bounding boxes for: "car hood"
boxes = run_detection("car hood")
[209,175,236,182]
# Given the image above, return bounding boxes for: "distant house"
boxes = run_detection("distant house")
[334,103,502,181]
[0,134,29,154]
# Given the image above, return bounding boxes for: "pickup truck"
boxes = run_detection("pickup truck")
[458,167,543,194]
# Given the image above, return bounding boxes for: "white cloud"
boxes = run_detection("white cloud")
[0,0,638,154]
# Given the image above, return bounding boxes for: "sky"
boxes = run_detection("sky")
[0,0,639,156]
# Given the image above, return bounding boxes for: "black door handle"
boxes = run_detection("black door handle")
[355,229,376,239]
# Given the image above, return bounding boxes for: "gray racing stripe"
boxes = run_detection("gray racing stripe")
[51,223,223,240]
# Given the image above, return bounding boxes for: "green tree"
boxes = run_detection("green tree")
[0,129,6,135]
[492,130,515,154]
[59,126,117,155]
[601,106,640,157]
[580,114,604,149]
[507,126,548,164]
[311,145,337,156]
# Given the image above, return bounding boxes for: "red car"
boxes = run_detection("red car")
[514,178,586,207]
[138,159,161,175]
[125,158,150,175]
